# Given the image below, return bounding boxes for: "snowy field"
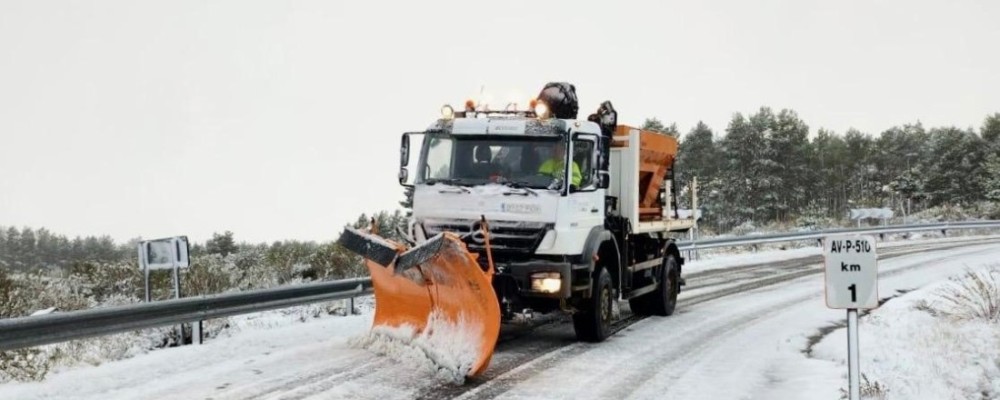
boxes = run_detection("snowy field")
[1,238,998,399]
[812,266,1000,399]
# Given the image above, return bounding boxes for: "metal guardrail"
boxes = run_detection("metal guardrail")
[675,220,1000,251]
[0,277,373,351]
[1,220,998,352]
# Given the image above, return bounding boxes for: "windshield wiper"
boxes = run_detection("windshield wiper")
[426,178,472,193]
[502,181,539,196]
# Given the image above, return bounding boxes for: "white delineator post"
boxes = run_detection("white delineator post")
[824,235,878,400]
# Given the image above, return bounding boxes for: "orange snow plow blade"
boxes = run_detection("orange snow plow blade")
[337,226,501,377]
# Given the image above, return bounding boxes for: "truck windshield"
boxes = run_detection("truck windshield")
[419,136,593,189]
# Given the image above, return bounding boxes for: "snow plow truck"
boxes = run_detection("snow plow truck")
[338,83,696,377]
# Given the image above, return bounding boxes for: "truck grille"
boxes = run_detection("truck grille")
[421,219,550,257]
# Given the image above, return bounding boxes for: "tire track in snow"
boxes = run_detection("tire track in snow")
[206,352,384,400]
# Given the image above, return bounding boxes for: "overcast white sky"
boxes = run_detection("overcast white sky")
[1,0,998,243]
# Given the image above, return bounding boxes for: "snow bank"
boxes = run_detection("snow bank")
[349,310,482,384]
[684,234,1000,275]
[812,264,1000,399]
[684,246,820,274]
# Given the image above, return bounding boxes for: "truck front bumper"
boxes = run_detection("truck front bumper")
[494,260,589,300]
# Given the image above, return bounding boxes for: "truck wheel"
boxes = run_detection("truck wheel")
[649,254,680,316]
[573,267,613,342]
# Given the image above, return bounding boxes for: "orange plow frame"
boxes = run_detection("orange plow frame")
[338,218,501,377]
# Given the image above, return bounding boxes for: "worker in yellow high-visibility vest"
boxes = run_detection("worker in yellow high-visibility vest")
[538,141,581,187]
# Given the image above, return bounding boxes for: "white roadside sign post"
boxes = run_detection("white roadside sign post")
[824,235,878,400]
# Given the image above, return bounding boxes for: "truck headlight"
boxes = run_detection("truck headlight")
[530,272,561,293]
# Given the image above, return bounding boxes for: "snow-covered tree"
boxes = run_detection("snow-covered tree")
[205,231,238,257]
[767,109,811,221]
[922,127,987,206]
[642,118,680,137]
[982,113,1000,145]
[982,153,1000,202]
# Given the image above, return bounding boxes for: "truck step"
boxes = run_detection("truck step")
[624,282,658,300]
[627,258,661,273]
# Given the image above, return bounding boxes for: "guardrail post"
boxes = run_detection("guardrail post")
[192,320,203,345]
[350,297,356,315]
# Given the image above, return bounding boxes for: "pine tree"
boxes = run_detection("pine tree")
[642,118,680,137]
[983,153,1000,201]
[642,118,665,133]
[399,186,414,214]
[677,121,719,184]
[811,129,847,216]
[206,231,238,257]
[767,109,811,221]
[718,111,771,225]
[922,127,987,206]
[872,123,929,211]
[0,227,6,268]
[982,113,1000,145]
[19,228,37,269]
[842,129,877,209]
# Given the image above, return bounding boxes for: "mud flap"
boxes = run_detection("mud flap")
[338,228,501,377]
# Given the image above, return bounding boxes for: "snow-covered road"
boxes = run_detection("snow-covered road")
[2,237,999,400]
[450,239,1000,400]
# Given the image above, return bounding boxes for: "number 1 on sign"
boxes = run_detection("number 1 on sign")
[848,284,857,302]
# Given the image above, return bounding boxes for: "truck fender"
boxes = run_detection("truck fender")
[664,240,682,275]
[581,227,622,297]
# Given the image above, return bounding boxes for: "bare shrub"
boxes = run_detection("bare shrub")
[17,270,94,313]
[183,254,234,296]
[840,374,889,400]
[926,266,1000,322]
[0,269,54,382]
[69,261,143,303]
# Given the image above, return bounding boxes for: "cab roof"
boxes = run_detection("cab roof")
[426,117,602,136]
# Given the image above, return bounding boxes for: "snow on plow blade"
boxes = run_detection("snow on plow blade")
[337,228,501,378]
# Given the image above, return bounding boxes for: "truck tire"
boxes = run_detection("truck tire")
[648,254,680,316]
[573,267,613,342]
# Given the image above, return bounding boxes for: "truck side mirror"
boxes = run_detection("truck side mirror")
[398,132,424,187]
[399,167,409,186]
[598,171,610,189]
[400,134,410,167]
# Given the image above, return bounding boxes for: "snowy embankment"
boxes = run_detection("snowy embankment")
[811,265,1000,399]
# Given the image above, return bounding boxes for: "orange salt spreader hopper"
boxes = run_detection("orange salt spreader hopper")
[337,217,501,378]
